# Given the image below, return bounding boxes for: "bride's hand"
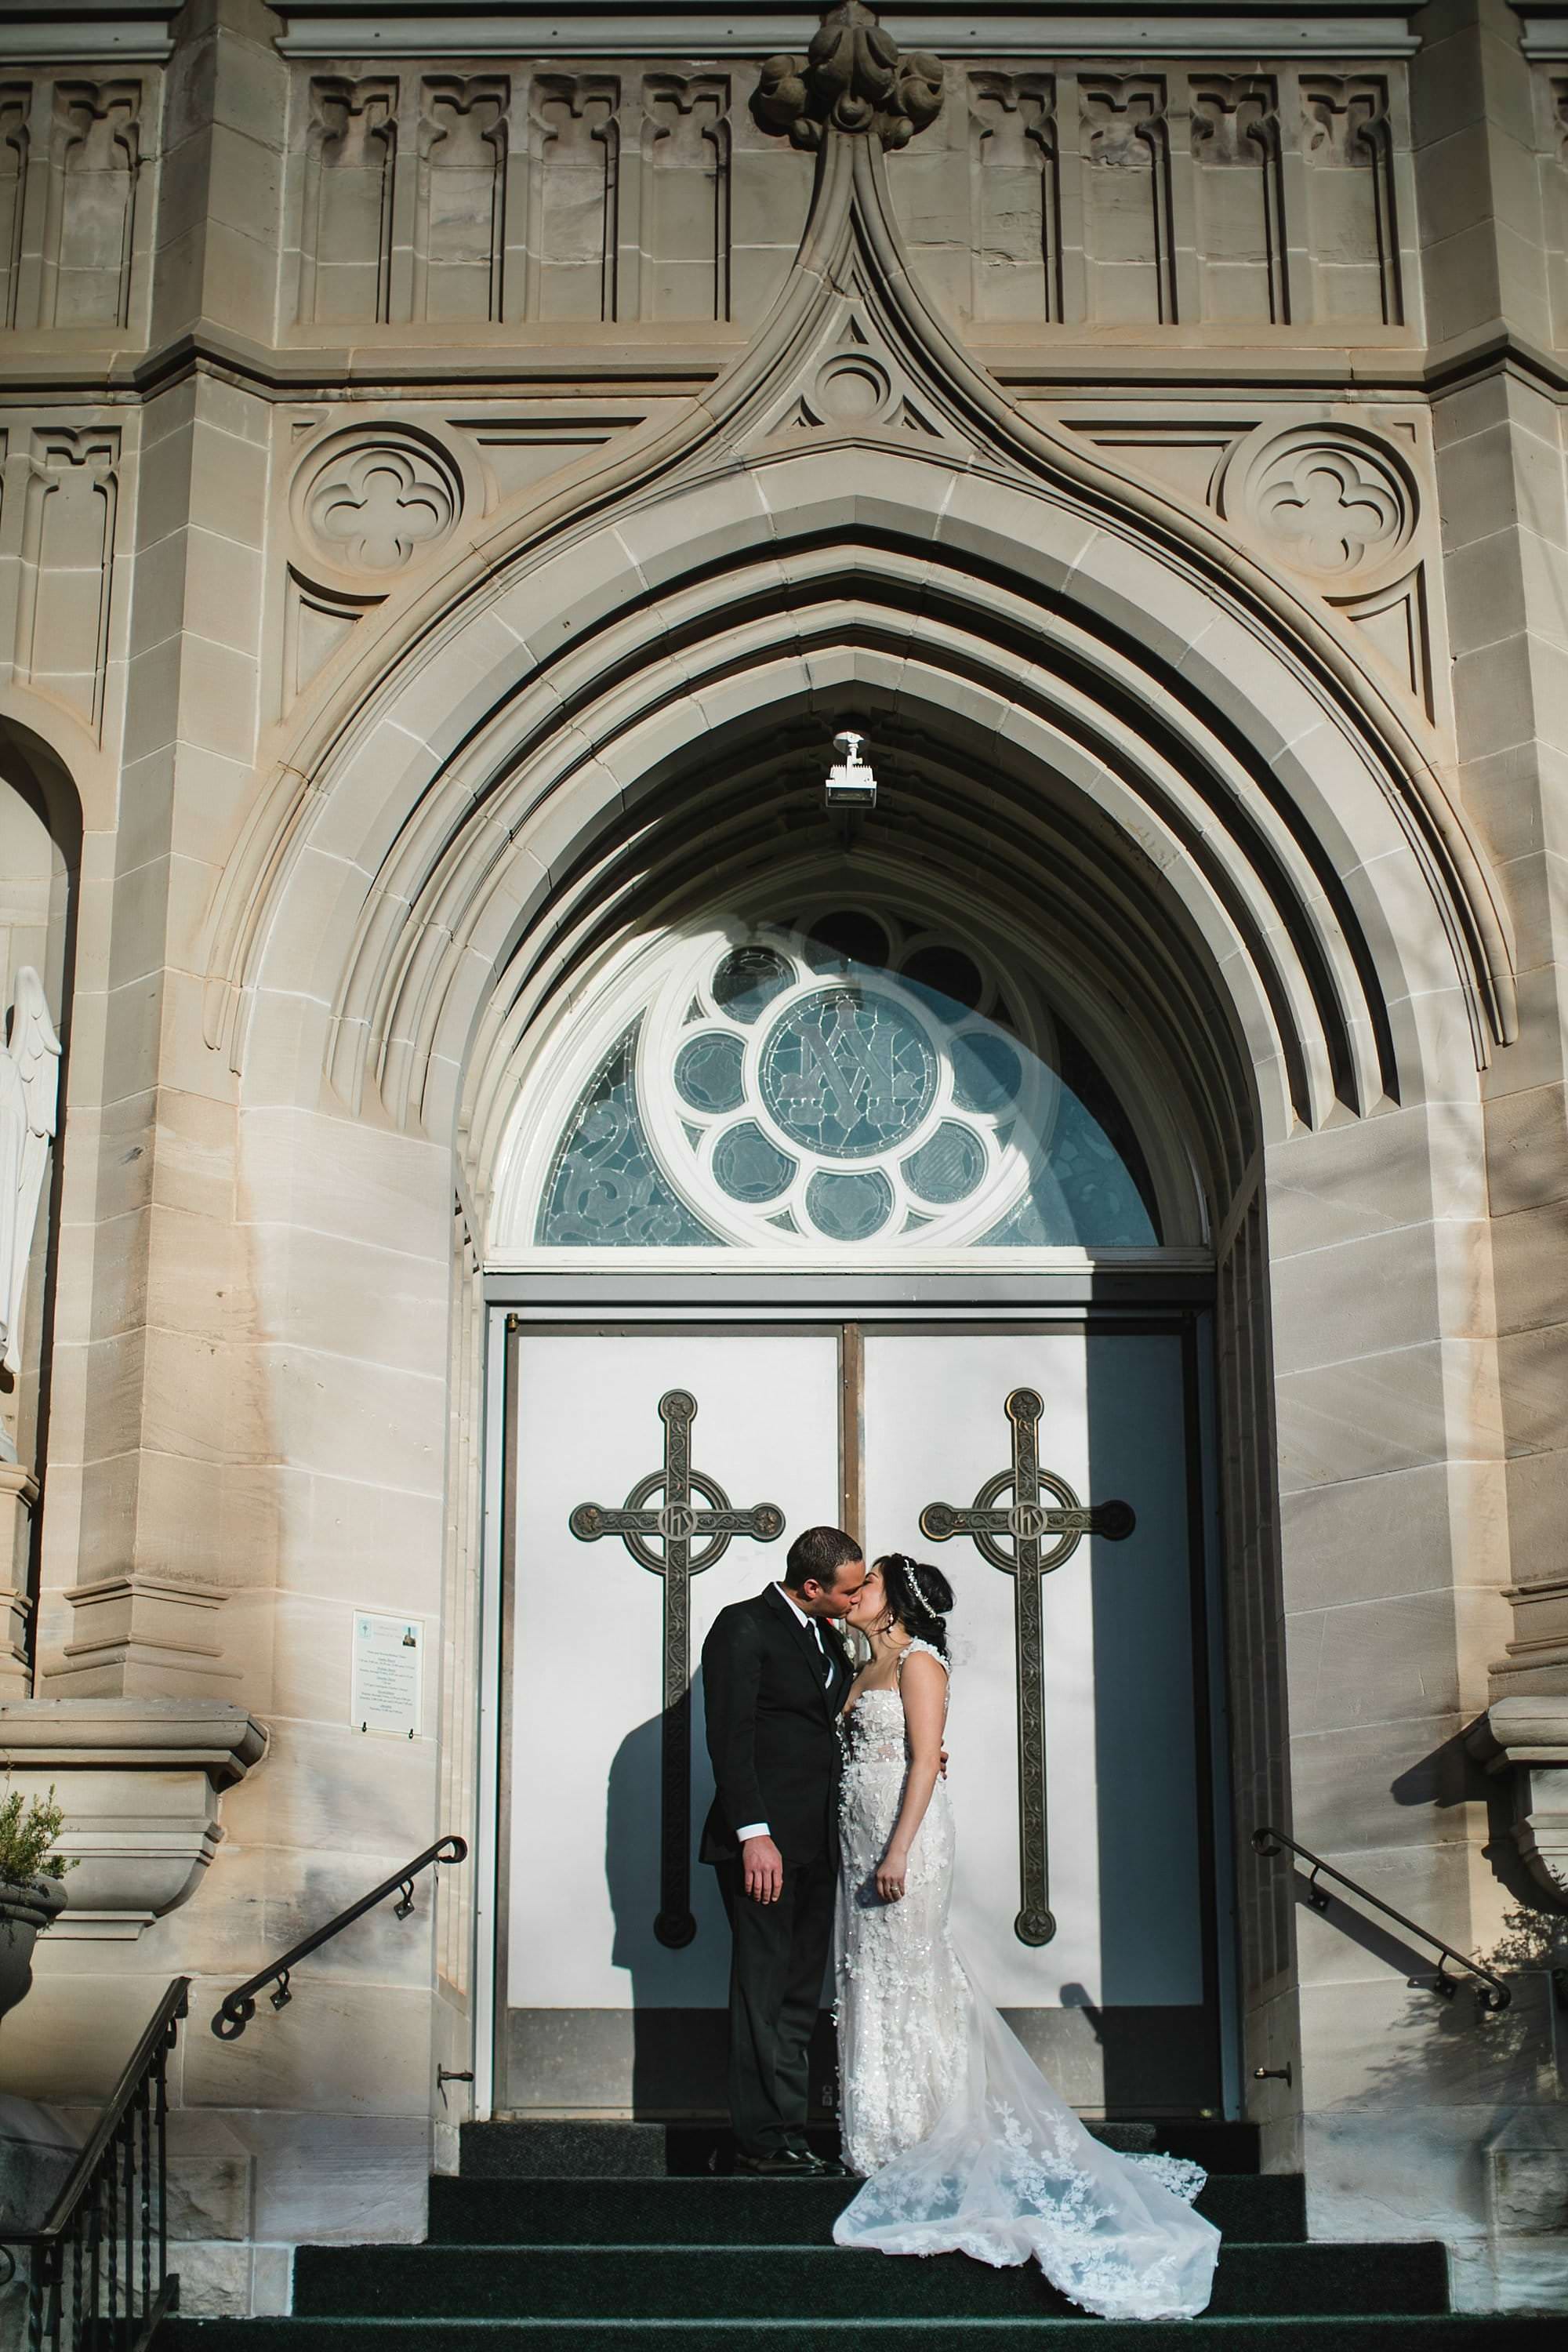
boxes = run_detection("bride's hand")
[876,1849,908,1904]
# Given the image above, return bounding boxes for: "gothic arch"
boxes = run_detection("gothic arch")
[205,130,1512,1190]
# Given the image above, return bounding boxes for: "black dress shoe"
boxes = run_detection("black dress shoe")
[733,2148,822,2176]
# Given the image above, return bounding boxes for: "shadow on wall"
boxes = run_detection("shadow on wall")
[605,1684,837,2122]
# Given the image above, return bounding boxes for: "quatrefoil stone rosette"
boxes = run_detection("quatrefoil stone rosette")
[1216,420,1418,591]
[289,423,470,583]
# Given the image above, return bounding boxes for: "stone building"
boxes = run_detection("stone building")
[2,0,1568,2326]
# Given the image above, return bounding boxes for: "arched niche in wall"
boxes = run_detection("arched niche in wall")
[0,714,79,1690]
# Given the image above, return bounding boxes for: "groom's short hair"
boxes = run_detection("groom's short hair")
[786,1525,862,1591]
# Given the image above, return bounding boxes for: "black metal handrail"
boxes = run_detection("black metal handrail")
[211,1834,467,2039]
[1253,1825,1511,2012]
[0,1975,188,2352]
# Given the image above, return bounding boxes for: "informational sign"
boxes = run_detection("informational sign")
[351,1612,423,1738]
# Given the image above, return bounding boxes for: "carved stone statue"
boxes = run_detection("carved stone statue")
[753,2,945,150]
[0,967,61,1383]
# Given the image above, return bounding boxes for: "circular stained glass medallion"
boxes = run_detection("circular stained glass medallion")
[952,1029,1022,1116]
[713,1120,796,1203]
[805,1169,893,1241]
[712,945,793,1023]
[902,1121,985,1205]
[759,986,938,1159]
[674,1031,746,1114]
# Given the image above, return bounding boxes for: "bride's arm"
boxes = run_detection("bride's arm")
[877,1653,947,1904]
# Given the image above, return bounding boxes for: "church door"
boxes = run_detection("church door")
[497,1310,1225,2120]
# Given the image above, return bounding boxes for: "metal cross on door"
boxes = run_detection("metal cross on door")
[920,1387,1134,1948]
[570,1389,784,1948]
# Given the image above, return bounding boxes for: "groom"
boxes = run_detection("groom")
[700,1525,865,2175]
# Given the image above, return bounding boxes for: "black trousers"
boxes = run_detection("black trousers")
[715,1851,836,2158]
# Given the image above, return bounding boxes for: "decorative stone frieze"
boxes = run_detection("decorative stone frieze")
[0,1698,267,1940]
[1468,1697,1568,1911]
[753,2,943,150]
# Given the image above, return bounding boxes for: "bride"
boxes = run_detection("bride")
[831,1553,1221,2322]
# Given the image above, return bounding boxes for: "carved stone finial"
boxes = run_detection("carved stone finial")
[753,2,945,151]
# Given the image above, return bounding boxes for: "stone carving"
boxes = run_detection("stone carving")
[1301,77,1403,327]
[644,77,731,322]
[753,2,944,151]
[295,429,463,575]
[1080,78,1175,325]
[531,76,619,323]
[48,80,140,329]
[0,86,27,332]
[0,967,60,1383]
[1221,424,1414,579]
[415,76,508,325]
[16,426,118,734]
[1191,78,1287,326]
[300,78,397,325]
[969,74,1060,324]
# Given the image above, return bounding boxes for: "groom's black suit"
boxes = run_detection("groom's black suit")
[701,1584,854,2158]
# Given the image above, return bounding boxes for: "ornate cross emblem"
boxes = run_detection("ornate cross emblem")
[920,1388,1134,1948]
[570,1390,784,1948]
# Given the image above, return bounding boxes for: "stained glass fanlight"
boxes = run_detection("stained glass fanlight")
[521,909,1165,1254]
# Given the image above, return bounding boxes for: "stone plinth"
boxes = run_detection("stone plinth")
[0,1699,268,1940]
[45,1573,239,1701]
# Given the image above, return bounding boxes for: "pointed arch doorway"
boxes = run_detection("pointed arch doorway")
[484,877,1239,2124]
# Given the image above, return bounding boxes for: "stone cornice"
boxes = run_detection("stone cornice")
[3,319,1568,412]
[0,1,180,64]
[261,5,1424,61]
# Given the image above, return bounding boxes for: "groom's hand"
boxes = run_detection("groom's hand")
[742,1834,784,1903]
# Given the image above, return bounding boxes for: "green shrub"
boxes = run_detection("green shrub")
[0,1785,73,1887]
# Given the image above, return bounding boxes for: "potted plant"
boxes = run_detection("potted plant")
[0,1786,71,2022]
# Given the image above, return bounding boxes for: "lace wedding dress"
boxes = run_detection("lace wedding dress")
[832,1642,1220,2321]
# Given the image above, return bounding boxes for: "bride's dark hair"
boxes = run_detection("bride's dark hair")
[873,1553,955,1657]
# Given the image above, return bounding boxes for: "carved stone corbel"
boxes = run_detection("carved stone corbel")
[0,1697,267,1940]
[1468,1698,1568,1911]
[753,2,944,150]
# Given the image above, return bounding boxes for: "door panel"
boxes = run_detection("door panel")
[504,1327,840,2112]
[862,1326,1215,2111]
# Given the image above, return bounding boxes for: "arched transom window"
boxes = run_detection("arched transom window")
[489,906,1181,1261]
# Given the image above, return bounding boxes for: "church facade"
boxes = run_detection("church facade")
[2,0,1568,2319]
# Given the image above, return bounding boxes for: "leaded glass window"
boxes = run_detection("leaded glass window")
[507,909,1165,1254]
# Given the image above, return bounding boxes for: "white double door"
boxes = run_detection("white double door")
[503,1319,1219,2117]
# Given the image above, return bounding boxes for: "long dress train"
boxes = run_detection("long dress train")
[832,1642,1220,2323]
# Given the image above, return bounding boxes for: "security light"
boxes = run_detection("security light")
[824,728,877,811]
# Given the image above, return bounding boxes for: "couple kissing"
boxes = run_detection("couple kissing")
[699,1524,1221,2321]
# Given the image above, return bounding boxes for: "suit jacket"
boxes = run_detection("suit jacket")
[699,1584,855,1867]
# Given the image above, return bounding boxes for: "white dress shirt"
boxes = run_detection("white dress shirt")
[736,1584,836,1843]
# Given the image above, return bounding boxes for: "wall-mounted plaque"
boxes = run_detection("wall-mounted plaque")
[351,1611,423,1738]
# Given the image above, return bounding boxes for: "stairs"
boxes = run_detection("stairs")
[163,2120,1563,2349]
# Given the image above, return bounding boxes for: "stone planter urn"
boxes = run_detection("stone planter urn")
[0,1878,67,2022]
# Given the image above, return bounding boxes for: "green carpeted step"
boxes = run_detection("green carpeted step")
[460,2121,1262,2180]
[160,2316,1568,2351]
[426,2171,1306,2246]
[292,2241,1447,2322]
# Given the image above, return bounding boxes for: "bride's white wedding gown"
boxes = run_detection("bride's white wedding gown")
[832,1642,1221,2321]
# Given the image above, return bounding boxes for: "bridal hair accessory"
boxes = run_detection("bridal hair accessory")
[903,1562,942,1617]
